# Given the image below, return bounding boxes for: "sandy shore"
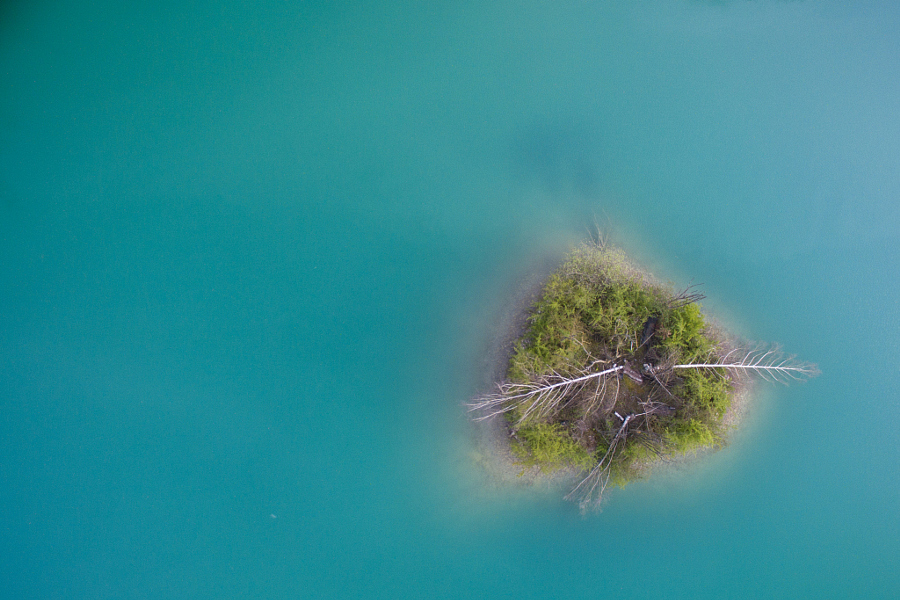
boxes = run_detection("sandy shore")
[467,256,590,490]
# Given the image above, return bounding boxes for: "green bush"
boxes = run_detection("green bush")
[508,250,672,381]
[680,369,732,418]
[662,303,712,361]
[510,423,594,473]
[508,275,594,380]
[665,418,720,453]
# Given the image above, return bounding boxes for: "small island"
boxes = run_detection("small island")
[470,238,817,510]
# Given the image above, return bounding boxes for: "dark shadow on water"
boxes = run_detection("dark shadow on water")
[509,119,606,198]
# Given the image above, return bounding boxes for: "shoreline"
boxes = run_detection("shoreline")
[469,256,589,490]
[469,244,760,491]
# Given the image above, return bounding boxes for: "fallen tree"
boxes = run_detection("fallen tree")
[469,239,818,511]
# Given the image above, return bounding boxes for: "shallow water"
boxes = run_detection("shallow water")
[2,1,899,598]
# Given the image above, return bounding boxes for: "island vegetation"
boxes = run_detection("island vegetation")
[469,239,818,510]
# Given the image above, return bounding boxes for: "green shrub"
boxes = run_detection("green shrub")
[665,418,720,453]
[510,423,594,473]
[680,369,732,418]
[662,303,712,361]
[508,274,596,380]
[508,250,674,383]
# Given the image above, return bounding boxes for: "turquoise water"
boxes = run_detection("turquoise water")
[2,1,899,598]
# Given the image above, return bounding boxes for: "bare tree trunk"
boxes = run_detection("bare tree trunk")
[468,364,624,423]
[669,347,819,383]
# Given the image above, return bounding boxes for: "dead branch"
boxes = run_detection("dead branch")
[467,364,624,424]
[668,283,706,309]
[669,346,819,384]
[564,407,654,511]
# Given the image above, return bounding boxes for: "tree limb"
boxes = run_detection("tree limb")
[467,364,624,424]
[669,346,819,384]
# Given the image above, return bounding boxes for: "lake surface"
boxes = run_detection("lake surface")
[2,1,899,598]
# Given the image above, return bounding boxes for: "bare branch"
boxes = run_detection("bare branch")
[565,407,654,511]
[669,346,819,384]
[467,365,624,424]
[668,283,706,309]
